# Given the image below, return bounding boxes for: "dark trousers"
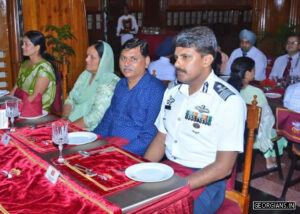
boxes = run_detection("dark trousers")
[190,168,226,214]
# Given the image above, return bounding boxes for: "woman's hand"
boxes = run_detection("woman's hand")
[62,104,72,118]
[29,77,50,102]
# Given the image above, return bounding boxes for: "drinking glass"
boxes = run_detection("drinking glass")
[5,100,19,132]
[52,121,68,164]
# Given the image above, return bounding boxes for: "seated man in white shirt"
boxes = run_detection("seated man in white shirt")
[269,34,300,79]
[148,36,176,81]
[284,82,300,113]
[144,26,246,213]
[224,29,267,81]
[116,4,138,45]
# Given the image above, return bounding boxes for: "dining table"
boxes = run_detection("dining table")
[251,80,285,114]
[0,104,192,214]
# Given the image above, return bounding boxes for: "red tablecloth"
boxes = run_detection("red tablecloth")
[10,119,98,154]
[1,133,193,213]
[0,131,121,214]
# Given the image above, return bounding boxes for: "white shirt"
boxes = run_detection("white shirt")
[284,82,300,113]
[155,72,246,168]
[269,52,300,78]
[116,14,138,45]
[148,57,176,81]
[224,46,267,81]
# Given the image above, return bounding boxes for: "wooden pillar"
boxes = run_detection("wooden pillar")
[289,0,300,26]
[6,0,22,88]
[252,0,300,38]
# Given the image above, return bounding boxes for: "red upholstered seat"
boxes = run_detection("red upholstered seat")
[275,107,300,199]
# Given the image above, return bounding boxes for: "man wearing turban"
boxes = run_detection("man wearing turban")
[224,29,267,81]
[148,36,176,81]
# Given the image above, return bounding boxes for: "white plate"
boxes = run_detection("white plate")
[125,163,174,182]
[68,132,98,145]
[0,90,9,97]
[20,110,48,119]
[265,92,282,99]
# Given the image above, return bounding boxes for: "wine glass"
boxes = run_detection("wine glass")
[5,100,20,132]
[52,121,68,164]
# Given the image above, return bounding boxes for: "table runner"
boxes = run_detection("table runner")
[0,131,121,214]
[52,145,145,196]
[10,119,99,154]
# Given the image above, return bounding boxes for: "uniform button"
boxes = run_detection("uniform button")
[174,140,178,143]
[178,118,181,121]
[173,156,177,160]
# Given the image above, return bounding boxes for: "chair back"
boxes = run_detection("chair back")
[276,107,300,144]
[52,58,68,114]
[224,95,261,214]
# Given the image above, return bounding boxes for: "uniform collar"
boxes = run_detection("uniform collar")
[178,71,216,96]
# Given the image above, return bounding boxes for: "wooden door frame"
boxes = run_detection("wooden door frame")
[7,0,22,86]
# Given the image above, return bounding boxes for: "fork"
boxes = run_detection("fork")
[73,164,108,180]
[78,147,115,157]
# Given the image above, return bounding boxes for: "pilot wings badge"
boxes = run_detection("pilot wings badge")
[165,96,175,110]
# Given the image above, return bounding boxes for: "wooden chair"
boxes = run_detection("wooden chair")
[52,58,68,114]
[281,143,300,199]
[274,107,300,199]
[250,136,284,181]
[217,95,261,214]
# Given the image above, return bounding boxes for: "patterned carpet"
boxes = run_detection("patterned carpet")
[237,150,300,205]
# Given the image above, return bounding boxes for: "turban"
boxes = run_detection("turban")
[156,36,175,57]
[239,29,256,45]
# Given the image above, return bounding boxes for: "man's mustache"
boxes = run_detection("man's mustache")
[176,67,187,73]
[121,66,133,71]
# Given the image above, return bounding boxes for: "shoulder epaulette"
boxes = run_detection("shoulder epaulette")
[213,82,234,101]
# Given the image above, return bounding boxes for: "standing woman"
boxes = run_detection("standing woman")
[228,57,287,169]
[62,41,119,131]
[10,30,56,111]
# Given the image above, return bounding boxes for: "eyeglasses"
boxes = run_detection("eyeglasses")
[286,41,299,45]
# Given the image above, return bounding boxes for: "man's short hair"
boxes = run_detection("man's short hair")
[122,38,149,58]
[174,26,217,58]
[287,33,300,42]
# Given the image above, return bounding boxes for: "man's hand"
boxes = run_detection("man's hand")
[187,151,237,190]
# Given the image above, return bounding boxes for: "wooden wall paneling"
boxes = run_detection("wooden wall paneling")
[85,0,102,12]
[252,0,291,37]
[143,0,161,27]
[66,0,89,90]
[85,0,104,44]
[290,0,300,26]
[22,0,88,91]
[7,0,22,87]
[167,0,252,10]
[128,0,143,11]
[0,0,12,90]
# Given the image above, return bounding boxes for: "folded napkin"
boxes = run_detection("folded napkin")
[20,92,43,117]
[14,88,26,100]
